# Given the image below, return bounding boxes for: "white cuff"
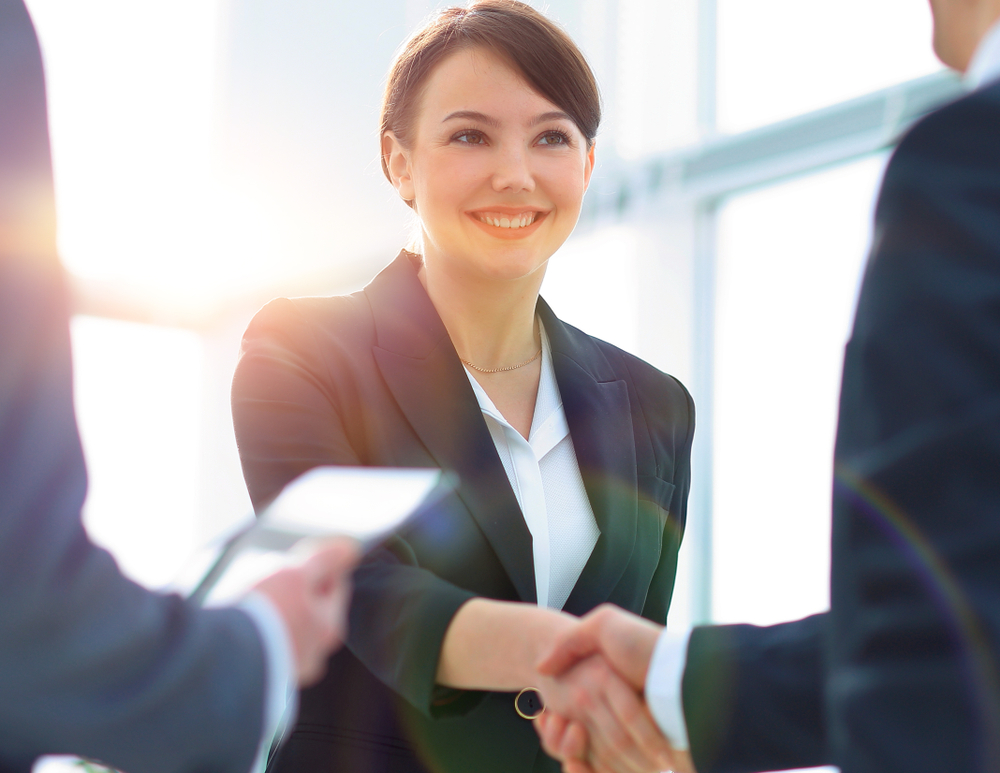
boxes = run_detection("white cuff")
[644,626,693,751]
[239,591,299,773]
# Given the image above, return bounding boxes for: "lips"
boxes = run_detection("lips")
[475,211,538,229]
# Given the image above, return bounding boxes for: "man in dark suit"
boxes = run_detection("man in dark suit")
[534,0,1000,771]
[0,2,357,771]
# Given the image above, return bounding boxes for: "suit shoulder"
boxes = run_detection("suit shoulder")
[875,81,1000,255]
[891,81,1000,168]
[241,291,376,356]
[581,334,695,433]
[551,314,693,406]
[595,336,691,400]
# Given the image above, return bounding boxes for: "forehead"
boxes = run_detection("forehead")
[416,47,563,122]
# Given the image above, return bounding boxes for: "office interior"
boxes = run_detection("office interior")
[26,2,955,771]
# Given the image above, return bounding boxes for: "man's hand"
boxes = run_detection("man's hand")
[253,538,360,686]
[534,604,695,773]
[537,604,663,688]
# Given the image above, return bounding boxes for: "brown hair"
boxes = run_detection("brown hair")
[379,0,601,183]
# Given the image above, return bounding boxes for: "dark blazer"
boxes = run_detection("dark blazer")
[0,3,268,771]
[681,80,1000,773]
[232,252,695,773]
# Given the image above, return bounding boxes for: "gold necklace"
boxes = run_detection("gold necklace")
[461,347,542,374]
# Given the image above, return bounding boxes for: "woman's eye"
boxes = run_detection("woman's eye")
[538,131,570,146]
[454,131,486,145]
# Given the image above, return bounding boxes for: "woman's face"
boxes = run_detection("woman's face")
[384,47,595,285]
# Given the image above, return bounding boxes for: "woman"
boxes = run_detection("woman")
[232,3,694,772]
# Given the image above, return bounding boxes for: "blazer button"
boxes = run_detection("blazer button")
[515,687,545,720]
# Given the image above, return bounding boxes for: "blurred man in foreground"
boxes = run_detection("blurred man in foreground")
[0,2,358,771]
[536,0,1000,771]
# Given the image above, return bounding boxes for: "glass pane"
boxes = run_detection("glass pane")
[712,154,887,626]
[717,0,943,134]
[25,0,232,295]
[71,316,204,589]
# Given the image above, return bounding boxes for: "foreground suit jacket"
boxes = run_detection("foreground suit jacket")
[682,81,1000,773]
[0,3,268,771]
[232,252,695,773]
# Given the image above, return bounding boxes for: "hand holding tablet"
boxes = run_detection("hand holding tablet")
[187,466,454,605]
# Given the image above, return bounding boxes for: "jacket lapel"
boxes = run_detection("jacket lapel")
[538,301,639,616]
[365,253,537,603]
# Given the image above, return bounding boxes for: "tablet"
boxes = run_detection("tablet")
[184,466,455,605]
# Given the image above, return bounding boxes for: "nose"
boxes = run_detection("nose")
[491,144,535,194]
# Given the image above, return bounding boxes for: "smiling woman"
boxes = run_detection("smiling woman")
[230,3,694,772]
[382,47,594,302]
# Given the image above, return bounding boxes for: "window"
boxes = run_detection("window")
[71,316,204,588]
[718,0,942,133]
[712,155,885,625]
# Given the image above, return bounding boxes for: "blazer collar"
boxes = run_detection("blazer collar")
[365,253,638,608]
[366,253,536,602]
[537,301,638,615]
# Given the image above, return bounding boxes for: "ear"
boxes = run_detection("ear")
[583,141,596,190]
[382,132,415,203]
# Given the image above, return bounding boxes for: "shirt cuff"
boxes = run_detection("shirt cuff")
[239,591,299,773]
[645,626,693,751]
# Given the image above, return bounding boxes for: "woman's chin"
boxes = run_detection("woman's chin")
[472,251,549,284]
[425,240,549,285]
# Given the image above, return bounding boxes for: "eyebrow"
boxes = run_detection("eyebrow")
[441,110,574,127]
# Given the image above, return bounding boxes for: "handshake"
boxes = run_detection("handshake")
[250,545,696,773]
[532,606,695,773]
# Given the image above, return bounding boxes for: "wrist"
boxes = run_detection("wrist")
[437,599,576,690]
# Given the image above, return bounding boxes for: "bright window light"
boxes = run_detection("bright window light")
[712,155,887,626]
[71,315,204,589]
[26,0,282,310]
[718,0,942,134]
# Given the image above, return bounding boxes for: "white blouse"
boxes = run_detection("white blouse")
[464,325,601,610]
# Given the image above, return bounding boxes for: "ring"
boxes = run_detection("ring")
[514,687,546,720]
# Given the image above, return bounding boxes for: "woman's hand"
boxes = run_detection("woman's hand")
[536,654,676,773]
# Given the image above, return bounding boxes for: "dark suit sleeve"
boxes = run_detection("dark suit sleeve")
[641,376,694,625]
[826,84,1000,773]
[0,259,271,773]
[682,614,829,773]
[1,3,268,769]
[232,300,477,717]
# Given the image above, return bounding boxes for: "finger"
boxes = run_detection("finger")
[572,676,649,773]
[565,758,598,773]
[574,663,659,773]
[601,674,676,772]
[672,748,697,773]
[535,712,570,760]
[587,714,648,773]
[559,720,589,762]
[321,572,354,644]
[558,722,595,773]
[303,538,360,590]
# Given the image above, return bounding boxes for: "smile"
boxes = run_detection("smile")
[475,211,538,229]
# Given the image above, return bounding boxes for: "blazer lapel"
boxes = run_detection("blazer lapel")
[539,301,639,616]
[365,253,537,603]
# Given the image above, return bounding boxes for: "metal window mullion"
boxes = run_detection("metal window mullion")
[690,199,718,625]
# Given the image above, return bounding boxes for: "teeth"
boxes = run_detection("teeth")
[478,212,537,229]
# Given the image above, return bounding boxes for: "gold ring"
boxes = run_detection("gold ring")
[515,687,545,720]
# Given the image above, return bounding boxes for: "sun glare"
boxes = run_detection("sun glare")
[25,0,285,310]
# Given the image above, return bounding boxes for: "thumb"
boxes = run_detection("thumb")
[302,538,360,592]
[536,616,603,676]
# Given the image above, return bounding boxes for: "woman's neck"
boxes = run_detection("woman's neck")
[417,256,543,370]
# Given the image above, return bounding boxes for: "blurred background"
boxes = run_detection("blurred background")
[25,4,954,768]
